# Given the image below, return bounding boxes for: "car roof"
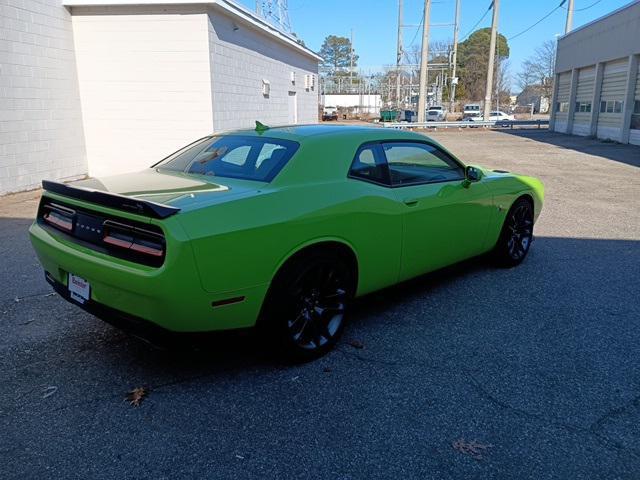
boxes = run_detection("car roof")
[216,124,438,144]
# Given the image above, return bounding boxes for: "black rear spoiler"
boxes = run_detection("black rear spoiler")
[42,180,181,220]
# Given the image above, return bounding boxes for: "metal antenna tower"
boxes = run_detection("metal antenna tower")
[256,0,292,33]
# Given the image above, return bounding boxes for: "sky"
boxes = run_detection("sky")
[238,0,633,90]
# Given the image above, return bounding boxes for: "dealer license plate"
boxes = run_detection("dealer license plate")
[68,273,90,304]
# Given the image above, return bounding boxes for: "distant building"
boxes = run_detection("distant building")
[0,0,320,194]
[517,85,550,114]
[550,1,640,145]
[321,94,382,115]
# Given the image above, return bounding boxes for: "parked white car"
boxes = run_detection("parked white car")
[426,106,446,122]
[488,111,515,122]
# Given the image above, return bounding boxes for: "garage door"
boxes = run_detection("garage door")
[571,66,595,136]
[630,62,640,146]
[554,72,571,133]
[596,58,628,142]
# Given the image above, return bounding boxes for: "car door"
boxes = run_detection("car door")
[382,141,494,281]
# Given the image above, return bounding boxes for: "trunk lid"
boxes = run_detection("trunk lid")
[71,169,265,213]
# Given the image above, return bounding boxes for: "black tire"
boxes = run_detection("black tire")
[260,251,355,362]
[493,197,534,267]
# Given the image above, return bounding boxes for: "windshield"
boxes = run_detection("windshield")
[156,135,299,183]
[465,105,480,111]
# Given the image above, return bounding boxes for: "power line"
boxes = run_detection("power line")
[407,10,424,49]
[561,0,604,11]
[459,1,493,42]
[508,1,565,40]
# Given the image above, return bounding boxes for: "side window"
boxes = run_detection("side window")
[383,142,464,186]
[349,144,389,185]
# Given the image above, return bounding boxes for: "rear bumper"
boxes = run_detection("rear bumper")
[30,222,268,332]
[46,271,178,343]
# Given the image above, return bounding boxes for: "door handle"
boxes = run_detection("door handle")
[403,198,419,207]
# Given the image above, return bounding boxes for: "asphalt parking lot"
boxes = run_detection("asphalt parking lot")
[2,129,639,479]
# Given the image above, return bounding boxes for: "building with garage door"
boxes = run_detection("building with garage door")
[550,0,640,145]
[0,0,320,194]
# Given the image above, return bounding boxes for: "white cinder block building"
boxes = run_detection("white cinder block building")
[550,0,640,145]
[0,0,320,193]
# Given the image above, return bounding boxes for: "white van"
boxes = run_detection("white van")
[463,104,482,119]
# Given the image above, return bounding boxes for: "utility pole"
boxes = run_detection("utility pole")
[396,0,403,111]
[350,29,354,90]
[417,0,432,123]
[449,0,460,112]
[565,0,574,34]
[483,0,499,121]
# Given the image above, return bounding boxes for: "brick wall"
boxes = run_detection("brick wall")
[70,6,214,177]
[208,8,319,131]
[0,0,86,195]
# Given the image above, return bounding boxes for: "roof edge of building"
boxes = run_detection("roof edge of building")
[62,0,323,62]
[557,0,640,42]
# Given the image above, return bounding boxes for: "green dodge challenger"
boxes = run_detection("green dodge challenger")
[30,124,544,360]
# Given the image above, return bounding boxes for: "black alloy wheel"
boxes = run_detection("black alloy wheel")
[495,197,534,267]
[287,260,348,351]
[262,251,353,361]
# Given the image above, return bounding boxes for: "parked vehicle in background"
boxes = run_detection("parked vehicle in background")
[488,111,515,123]
[322,106,338,121]
[401,110,417,123]
[426,106,446,122]
[463,103,482,119]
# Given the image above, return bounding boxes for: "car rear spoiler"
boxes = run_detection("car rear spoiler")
[42,180,181,220]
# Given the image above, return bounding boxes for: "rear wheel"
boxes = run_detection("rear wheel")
[261,251,354,361]
[493,197,534,267]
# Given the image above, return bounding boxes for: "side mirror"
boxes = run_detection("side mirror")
[466,166,481,181]
[463,166,481,188]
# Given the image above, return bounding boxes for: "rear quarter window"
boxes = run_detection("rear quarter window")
[156,135,299,183]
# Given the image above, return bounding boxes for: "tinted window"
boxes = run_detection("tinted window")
[632,100,640,130]
[156,135,299,182]
[383,142,464,186]
[349,144,389,185]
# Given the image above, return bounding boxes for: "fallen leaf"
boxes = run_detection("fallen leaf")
[348,340,364,349]
[126,386,149,407]
[235,454,245,460]
[42,386,58,399]
[452,438,492,460]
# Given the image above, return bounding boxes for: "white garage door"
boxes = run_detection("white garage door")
[596,58,628,142]
[554,72,571,133]
[630,62,640,146]
[572,66,595,136]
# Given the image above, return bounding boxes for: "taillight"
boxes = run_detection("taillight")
[43,203,75,232]
[102,220,165,259]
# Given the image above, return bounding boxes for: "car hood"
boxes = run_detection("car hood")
[72,169,265,212]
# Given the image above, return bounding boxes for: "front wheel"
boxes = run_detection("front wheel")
[493,197,534,267]
[261,252,354,362]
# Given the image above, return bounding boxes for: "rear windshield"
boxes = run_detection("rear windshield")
[156,135,299,182]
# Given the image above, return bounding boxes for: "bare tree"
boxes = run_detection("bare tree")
[495,58,512,106]
[517,60,539,91]
[518,40,556,97]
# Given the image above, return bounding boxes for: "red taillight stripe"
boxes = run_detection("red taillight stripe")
[103,235,133,249]
[44,213,73,231]
[130,242,164,257]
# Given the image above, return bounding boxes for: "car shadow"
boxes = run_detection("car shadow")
[70,235,640,373]
[494,128,640,168]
